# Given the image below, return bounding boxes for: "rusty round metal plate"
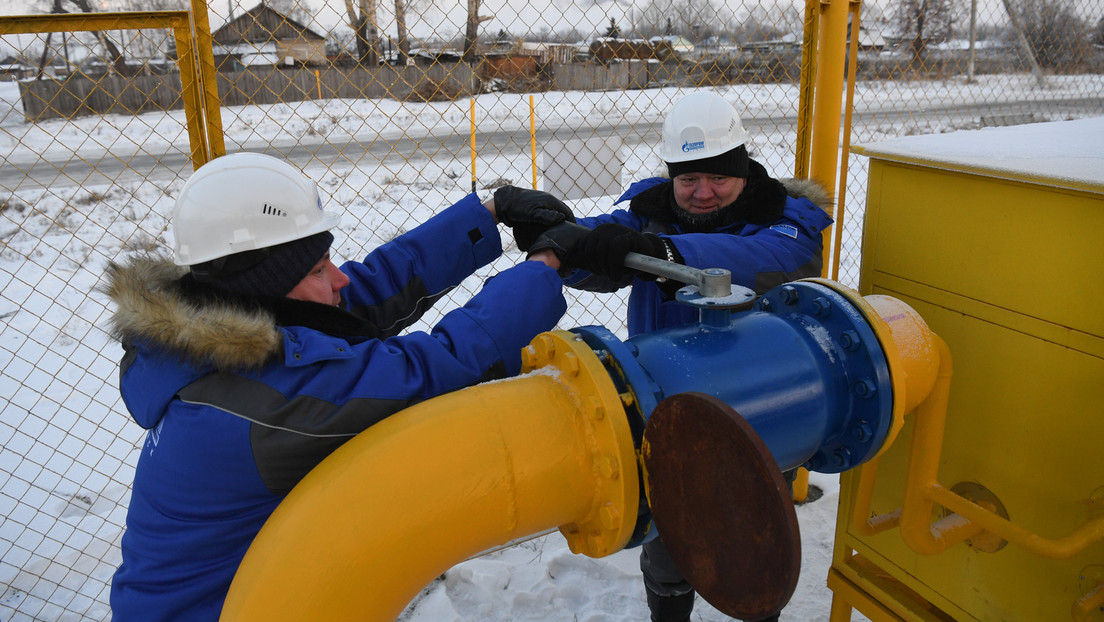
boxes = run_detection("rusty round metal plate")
[642,392,801,620]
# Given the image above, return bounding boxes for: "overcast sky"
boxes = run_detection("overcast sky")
[0,0,1034,43]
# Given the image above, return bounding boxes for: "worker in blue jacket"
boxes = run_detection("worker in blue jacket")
[531,91,834,622]
[105,152,574,621]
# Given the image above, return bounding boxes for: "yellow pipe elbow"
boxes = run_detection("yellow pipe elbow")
[898,336,965,555]
[853,324,1104,559]
[221,331,638,621]
[801,280,942,456]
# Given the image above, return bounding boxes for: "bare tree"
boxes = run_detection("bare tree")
[113,0,187,64]
[345,0,380,65]
[1007,0,1090,71]
[33,0,130,75]
[634,0,721,40]
[894,0,964,62]
[393,0,410,63]
[723,3,802,44]
[635,1,674,38]
[463,0,492,60]
[729,7,787,44]
[555,26,589,44]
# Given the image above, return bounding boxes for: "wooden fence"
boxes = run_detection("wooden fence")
[17,61,666,121]
[16,47,1098,122]
[16,63,477,121]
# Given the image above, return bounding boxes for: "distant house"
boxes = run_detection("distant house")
[513,41,579,64]
[590,37,662,62]
[211,3,327,70]
[851,26,887,52]
[480,41,572,83]
[408,48,464,66]
[698,36,741,57]
[0,57,31,81]
[742,32,803,55]
[648,35,694,59]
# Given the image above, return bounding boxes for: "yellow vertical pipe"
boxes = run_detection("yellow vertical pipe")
[470,98,478,193]
[849,457,902,536]
[794,0,820,180]
[172,17,206,168]
[222,331,638,621]
[530,94,539,189]
[809,0,850,279]
[794,0,822,499]
[896,337,987,555]
[829,1,862,281]
[189,0,225,163]
[795,2,822,394]
[792,468,810,502]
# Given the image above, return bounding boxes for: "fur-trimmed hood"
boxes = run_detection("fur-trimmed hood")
[103,255,389,374]
[779,176,832,212]
[102,255,284,371]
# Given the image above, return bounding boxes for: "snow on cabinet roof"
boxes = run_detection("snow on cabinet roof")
[852,116,1104,192]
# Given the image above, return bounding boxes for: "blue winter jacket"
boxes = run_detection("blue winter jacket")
[106,195,566,621]
[568,165,833,336]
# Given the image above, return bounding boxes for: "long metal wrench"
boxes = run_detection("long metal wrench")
[624,252,733,298]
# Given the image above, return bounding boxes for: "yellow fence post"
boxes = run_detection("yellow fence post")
[188,0,225,166]
[808,0,850,283]
[530,94,538,189]
[470,97,477,193]
[794,0,820,181]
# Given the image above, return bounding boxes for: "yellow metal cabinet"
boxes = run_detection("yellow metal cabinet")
[830,118,1104,622]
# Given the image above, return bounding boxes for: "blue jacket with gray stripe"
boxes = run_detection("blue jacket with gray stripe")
[105,194,565,621]
[567,161,834,336]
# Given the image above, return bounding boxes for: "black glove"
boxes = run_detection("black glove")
[493,185,575,251]
[575,223,672,281]
[528,222,592,274]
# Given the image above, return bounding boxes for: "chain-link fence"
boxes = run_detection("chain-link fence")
[2,0,1102,618]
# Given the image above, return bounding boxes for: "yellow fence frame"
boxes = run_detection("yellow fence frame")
[0,7,225,168]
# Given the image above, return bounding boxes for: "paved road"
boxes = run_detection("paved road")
[1,97,1100,192]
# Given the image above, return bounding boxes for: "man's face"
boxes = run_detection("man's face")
[672,173,746,214]
[287,253,350,306]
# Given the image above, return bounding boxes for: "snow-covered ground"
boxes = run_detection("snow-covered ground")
[1,74,1100,621]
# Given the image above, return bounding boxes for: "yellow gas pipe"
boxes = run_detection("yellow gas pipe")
[220,331,638,621]
[221,282,954,620]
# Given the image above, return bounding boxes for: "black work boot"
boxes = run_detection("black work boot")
[645,588,695,622]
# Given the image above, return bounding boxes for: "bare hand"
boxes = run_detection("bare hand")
[483,196,497,222]
[526,248,561,272]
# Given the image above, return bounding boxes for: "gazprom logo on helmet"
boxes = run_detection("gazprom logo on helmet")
[681,140,706,153]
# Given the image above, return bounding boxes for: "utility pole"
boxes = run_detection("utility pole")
[1001,0,1046,88]
[966,0,976,84]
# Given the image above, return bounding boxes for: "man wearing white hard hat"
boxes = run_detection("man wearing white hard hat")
[104,152,573,620]
[531,91,834,622]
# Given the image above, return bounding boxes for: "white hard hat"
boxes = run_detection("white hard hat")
[659,91,748,164]
[171,152,340,266]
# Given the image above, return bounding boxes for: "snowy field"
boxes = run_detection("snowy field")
[1,74,1101,621]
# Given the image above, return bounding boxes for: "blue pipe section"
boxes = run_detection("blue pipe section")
[573,280,894,476]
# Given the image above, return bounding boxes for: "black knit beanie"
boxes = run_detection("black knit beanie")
[189,230,334,298]
[666,144,749,179]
